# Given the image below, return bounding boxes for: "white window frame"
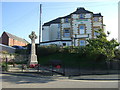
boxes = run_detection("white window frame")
[80,40,86,46]
[79,14,85,19]
[94,27,100,36]
[79,25,85,34]
[93,17,99,22]
[63,29,70,37]
[64,18,70,23]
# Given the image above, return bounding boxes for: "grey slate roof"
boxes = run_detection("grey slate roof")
[93,13,103,17]
[72,7,93,14]
[43,14,71,26]
[3,32,29,44]
[43,7,102,26]
[43,17,61,26]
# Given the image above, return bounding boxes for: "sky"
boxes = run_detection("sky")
[1,0,120,43]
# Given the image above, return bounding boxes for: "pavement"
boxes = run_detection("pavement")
[2,72,120,80]
[69,74,120,80]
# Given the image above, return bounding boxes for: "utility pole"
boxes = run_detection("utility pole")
[39,4,42,44]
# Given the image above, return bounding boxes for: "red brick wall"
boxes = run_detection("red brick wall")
[1,33,9,46]
[9,38,27,46]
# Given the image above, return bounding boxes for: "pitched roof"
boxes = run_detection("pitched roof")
[72,7,93,14]
[43,14,72,26]
[3,32,29,44]
[43,7,102,26]
[93,13,103,17]
[43,17,61,26]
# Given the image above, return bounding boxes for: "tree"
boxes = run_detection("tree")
[86,29,119,61]
[114,49,120,60]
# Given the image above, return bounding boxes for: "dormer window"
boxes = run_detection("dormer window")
[79,14,85,19]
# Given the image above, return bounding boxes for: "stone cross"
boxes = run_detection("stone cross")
[28,31,38,65]
[29,31,37,43]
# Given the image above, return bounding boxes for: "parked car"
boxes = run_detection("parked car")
[12,45,26,49]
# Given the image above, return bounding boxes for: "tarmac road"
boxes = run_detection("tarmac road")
[1,73,119,88]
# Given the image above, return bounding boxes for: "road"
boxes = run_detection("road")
[1,73,119,88]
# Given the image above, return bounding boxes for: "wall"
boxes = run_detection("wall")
[71,13,92,46]
[0,53,28,63]
[50,24,60,41]
[40,41,72,46]
[1,33,9,46]
[71,14,92,35]
[61,19,71,40]
[9,38,27,46]
[93,17,103,28]
[42,26,50,42]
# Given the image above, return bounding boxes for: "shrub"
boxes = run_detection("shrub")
[37,45,60,56]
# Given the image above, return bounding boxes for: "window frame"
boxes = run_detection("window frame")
[79,14,85,19]
[93,27,100,36]
[64,18,70,23]
[63,29,71,38]
[79,40,86,46]
[78,24,86,35]
[93,17,99,22]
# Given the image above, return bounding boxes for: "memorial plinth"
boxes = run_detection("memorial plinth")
[28,31,38,65]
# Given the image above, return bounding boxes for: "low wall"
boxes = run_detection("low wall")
[0,53,28,63]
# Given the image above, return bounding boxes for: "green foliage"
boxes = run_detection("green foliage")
[15,49,28,55]
[0,62,9,71]
[37,44,60,56]
[114,49,120,60]
[86,29,119,61]
[0,62,6,67]
[0,51,9,54]
[37,29,119,69]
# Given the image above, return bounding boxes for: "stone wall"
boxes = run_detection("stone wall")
[0,53,28,63]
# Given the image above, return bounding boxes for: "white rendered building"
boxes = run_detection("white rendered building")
[41,7,105,46]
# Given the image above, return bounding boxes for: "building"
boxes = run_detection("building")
[0,32,29,46]
[41,7,105,46]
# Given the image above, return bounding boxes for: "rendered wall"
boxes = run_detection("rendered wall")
[42,26,50,42]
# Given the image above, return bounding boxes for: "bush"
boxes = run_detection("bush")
[15,49,28,55]
[114,49,120,60]
[37,45,60,56]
